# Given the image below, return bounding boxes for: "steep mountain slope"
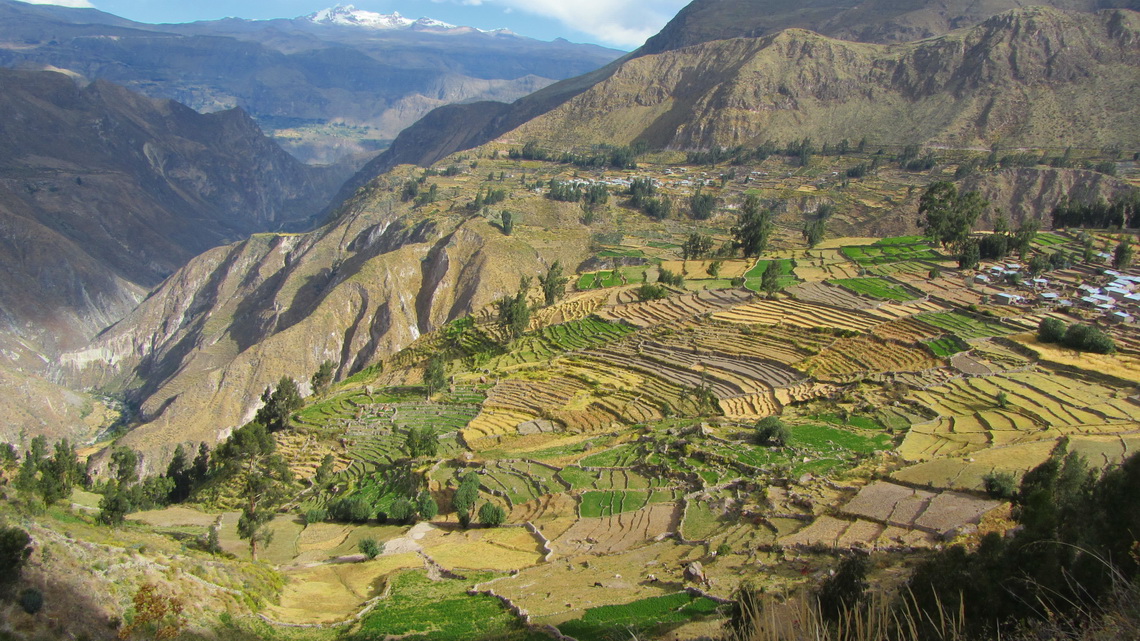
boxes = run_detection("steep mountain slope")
[368,1,1140,173]
[638,0,1140,53]
[0,0,623,163]
[506,7,1140,151]
[63,171,595,466]
[0,69,343,356]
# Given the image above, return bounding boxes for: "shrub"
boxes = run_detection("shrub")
[388,498,416,524]
[303,508,328,525]
[328,496,373,523]
[755,416,790,447]
[0,527,32,593]
[1037,317,1067,343]
[478,502,506,527]
[19,587,43,615]
[358,537,382,560]
[982,471,1018,500]
[1061,323,1116,354]
[816,555,868,622]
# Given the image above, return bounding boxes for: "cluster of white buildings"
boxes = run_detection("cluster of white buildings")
[973,265,1139,324]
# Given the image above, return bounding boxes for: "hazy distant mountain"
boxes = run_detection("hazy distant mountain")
[0,0,624,164]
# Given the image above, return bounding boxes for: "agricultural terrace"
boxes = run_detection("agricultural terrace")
[122,147,1140,640]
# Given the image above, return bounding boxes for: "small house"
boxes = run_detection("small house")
[1109,311,1134,324]
[995,292,1023,306]
[974,274,991,284]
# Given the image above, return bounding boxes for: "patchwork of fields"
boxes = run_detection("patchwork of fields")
[172,227,1140,639]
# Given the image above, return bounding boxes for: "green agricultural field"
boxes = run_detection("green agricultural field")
[917,311,1014,339]
[811,413,885,431]
[557,592,720,641]
[580,443,643,467]
[788,424,893,454]
[350,571,540,641]
[925,335,969,357]
[578,490,676,518]
[832,277,919,302]
[1031,232,1070,247]
[579,270,626,289]
[494,318,635,368]
[841,238,941,265]
[745,259,797,291]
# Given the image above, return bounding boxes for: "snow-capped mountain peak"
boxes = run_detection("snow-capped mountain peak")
[306,5,456,30]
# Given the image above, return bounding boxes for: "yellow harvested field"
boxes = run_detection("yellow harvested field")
[463,408,538,443]
[711,299,881,332]
[1013,335,1140,383]
[493,540,700,619]
[554,503,681,556]
[425,527,546,571]
[659,259,751,279]
[813,237,881,250]
[269,553,422,624]
[128,505,218,528]
[893,433,1140,491]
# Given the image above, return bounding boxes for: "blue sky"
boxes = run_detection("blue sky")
[24,0,690,49]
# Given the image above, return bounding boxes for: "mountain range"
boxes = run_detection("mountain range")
[369,0,1140,174]
[54,3,1140,467]
[0,0,623,164]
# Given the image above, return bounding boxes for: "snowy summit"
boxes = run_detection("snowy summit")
[306,5,457,30]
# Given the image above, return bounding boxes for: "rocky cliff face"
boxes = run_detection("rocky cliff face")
[507,8,1140,151]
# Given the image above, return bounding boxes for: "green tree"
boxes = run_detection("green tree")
[0,526,32,595]
[15,436,47,497]
[388,497,416,524]
[215,423,292,560]
[416,490,438,520]
[1013,219,1039,258]
[538,261,569,306]
[314,454,335,487]
[689,188,717,220]
[423,355,447,397]
[166,444,192,503]
[755,416,790,447]
[918,181,987,249]
[501,210,514,236]
[681,232,713,260]
[958,239,981,270]
[496,276,531,340]
[478,501,506,527]
[759,263,782,298]
[1113,237,1134,270]
[802,218,826,248]
[255,377,303,432]
[816,555,869,622]
[453,473,480,515]
[38,438,80,506]
[310,360,335,396]
[359,537,382,560]
[732,195,774,257]
[405,427,439,459]
[707,260,723,279]
[1037,317,1067,343]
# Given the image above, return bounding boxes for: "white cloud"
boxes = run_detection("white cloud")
[458,0,687,48]
[21,0,96,7]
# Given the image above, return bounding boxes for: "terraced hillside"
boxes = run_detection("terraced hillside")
[135,215,1134,641]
